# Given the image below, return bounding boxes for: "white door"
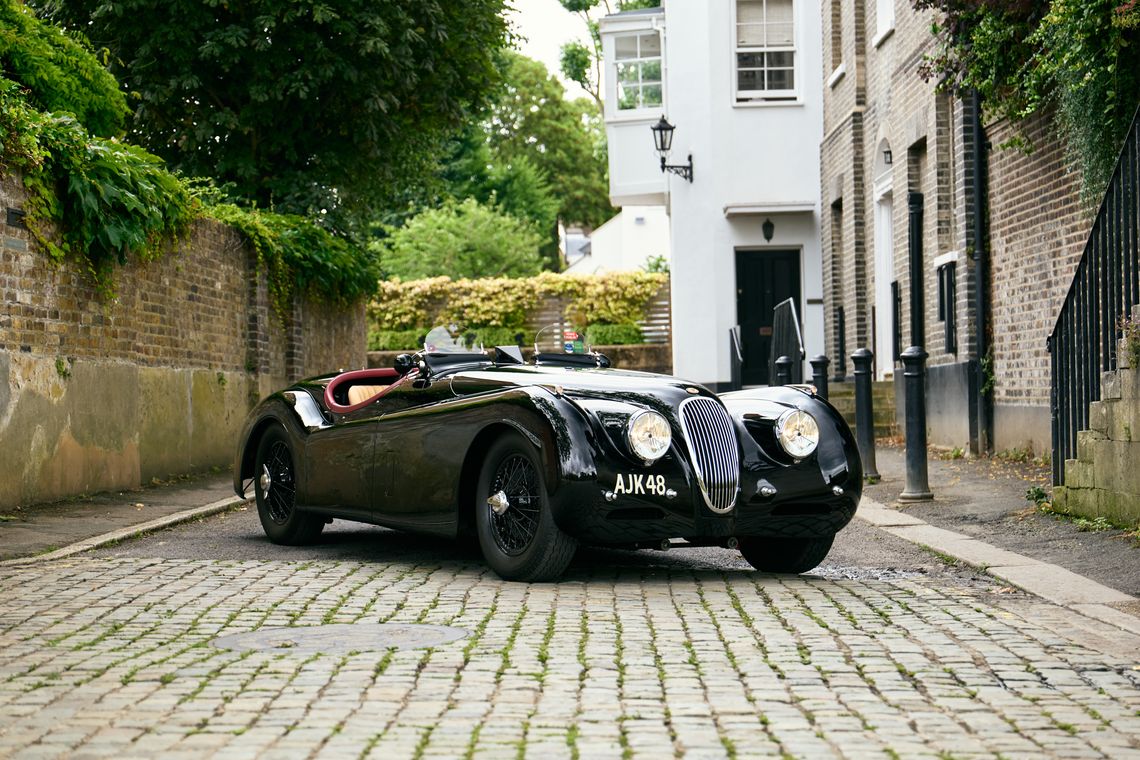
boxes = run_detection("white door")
[873,190,894,379]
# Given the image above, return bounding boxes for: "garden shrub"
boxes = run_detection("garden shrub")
[369,271,668,345]
[587,323,643,346]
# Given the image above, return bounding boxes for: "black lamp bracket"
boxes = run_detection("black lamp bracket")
[660,154,694,183]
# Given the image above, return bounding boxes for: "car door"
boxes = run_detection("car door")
[302,408,379,520]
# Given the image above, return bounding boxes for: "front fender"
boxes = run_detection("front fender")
[232,390,329,498]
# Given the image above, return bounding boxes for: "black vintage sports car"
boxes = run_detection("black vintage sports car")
[234,326,862,581]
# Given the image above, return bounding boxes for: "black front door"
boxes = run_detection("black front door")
[735,249,800,386]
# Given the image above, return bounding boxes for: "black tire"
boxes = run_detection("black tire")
[254,425,324,546]
[738,535,834,574]
[475,432,576,582]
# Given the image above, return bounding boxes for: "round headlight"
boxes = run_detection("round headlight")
[775,409,819,459]
[627,410,672,462]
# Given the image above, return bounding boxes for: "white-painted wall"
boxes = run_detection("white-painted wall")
[565,207,671,274]
[601,1,824,387]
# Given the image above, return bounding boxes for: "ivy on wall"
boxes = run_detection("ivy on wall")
[0,1,375,307]
[914,0,1140,202]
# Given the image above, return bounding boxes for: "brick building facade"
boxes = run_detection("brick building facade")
[820,0,1091,454]
[0,177,366,508]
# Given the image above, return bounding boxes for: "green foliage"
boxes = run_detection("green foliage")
[914,0,1140,200]
[559,42,594,98]
[33,0,512,227]
[488,53,612,230]
[368,328,428,352]
[205,202,379,316]
[375,198,545,281]
[369,271,667,341]
[0,1,127,137]
[586,322,643,345]
[1,75,373,310]
[643,254,670,273]
[1121,311,1140,367]
[435,123,560,242]
[1,79,195,289]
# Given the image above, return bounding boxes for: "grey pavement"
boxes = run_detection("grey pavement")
[0,474,241,563]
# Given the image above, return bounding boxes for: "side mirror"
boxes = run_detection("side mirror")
[394,353,415,375]
[595,352,612,369]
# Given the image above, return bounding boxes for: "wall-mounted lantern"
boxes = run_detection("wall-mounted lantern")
[650,116,694,183]
[762,218,775,242]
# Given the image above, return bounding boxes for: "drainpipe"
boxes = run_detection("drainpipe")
[970,89,993,454]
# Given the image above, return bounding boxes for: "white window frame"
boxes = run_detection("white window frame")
[733,0,800,104]
[610,30,664,116]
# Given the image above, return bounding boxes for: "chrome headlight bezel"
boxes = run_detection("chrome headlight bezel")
[626,410,672,463]
[775,408,820,460]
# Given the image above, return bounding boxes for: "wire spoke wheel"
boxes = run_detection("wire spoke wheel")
[475,431,576,581]
[254,425,323,546]
[263,440,295,524]
[488,453,542,556]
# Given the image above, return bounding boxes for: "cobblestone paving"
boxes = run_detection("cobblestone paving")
[1,557,1138,759]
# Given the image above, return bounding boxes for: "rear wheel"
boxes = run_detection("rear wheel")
[254,425,324,546]
[738,535,834,574]
[476,432,576,581]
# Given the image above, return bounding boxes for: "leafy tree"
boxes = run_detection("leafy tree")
[0,2,127,137]
[436,122,560,238]
[487,52,612,230]
[31,0,511,226]
[914,0,1140,200]
[375,198,544,280]
[557,0,660,109]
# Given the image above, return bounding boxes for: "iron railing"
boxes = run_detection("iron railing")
[1049,106,1140,486]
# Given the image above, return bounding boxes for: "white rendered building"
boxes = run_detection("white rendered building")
[600,1,824,388]
[564,206,670,274]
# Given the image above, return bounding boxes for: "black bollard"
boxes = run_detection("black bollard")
[774,355,792,385]
[899,346,933,501]
[851,348,880,482]
[810,355,830,400]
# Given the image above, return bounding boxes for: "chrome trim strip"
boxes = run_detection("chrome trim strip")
[678,396,740,513]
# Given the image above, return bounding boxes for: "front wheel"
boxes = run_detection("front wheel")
[475,432,576,582]
[738,535,834,574]
[254,425,324,546]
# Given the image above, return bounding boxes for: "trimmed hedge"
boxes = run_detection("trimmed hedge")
[368,271,667,350]
[586,323,643,346]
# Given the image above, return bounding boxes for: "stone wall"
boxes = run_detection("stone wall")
[0,179,366,508]
[1053,323,1140,528]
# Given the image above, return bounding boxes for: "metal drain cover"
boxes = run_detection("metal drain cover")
[211,623,468,655]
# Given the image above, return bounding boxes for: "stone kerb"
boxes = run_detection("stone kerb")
[1054,346,1140,527]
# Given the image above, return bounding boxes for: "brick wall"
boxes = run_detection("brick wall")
[987,112,1091,411]
[0,177,366,507]
[820,2,1095,454]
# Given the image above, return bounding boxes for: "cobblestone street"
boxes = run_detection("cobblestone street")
[2,543,1139,759]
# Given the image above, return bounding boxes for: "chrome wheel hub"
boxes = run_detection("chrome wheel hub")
[260,465,272,494]
[487,490,510,515]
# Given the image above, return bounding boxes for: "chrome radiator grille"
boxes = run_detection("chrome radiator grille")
[678,397,740,513]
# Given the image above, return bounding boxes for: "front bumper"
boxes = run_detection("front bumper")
[548,451,861,546]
